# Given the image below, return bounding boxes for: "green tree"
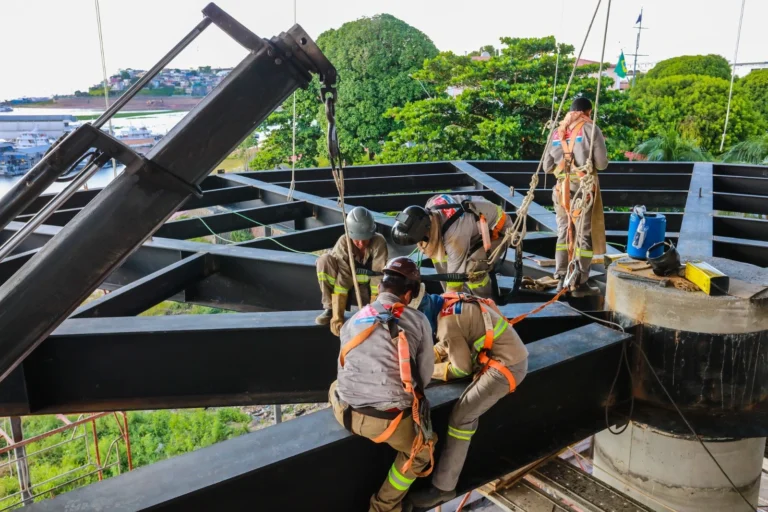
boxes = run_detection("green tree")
[120,70,131,80]
[199,65,212,74]
[250,14,438,169]
[378,36,639,163]
[630,74,764,152]
[646,55,732,80]
[738,69,768,122]
[722,133,768,164]
[634,128,710,162]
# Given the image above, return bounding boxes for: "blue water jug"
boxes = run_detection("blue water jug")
[627,206,666,260]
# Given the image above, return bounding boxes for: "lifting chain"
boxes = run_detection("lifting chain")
[321,80,341,170]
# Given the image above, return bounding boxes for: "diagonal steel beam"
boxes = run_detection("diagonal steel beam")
[452,161,558,232]
[71,253,216,318]
[678,162,713,257]
[23,323,630,511]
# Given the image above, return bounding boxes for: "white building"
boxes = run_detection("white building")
[0,115,77,141]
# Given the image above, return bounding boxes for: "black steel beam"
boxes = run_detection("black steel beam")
[533,189,689,208]
[242,161,458,183]
[489,172,691,191]
[272,172,472,197]
[239,224,344,251]
[0,20,330,382]
[15,207,82,228]
[713,236,768,268]
[155,202,310,239]
[180,185,261,210]
[713,175,768,196]
[469,161,694,175]
[19,189,101,217]
[452,161,559,233]
[24,323,630,511]
[712,164,768,178]
[677,162,713,257]
[0,249,38,286]
[713,192,768,216]
[71,253,215,318]
[713,215,768,243]
[0,302,585,416]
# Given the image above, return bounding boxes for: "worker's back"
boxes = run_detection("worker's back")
[438,300,528,368]
[337,292,433,411]
[426,194,505,247]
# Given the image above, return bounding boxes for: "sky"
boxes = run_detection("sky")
[1,0,765,101]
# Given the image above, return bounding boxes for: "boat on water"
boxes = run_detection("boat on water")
[0,131,52,177]
[0,106,12,112]
[114,126,162,154]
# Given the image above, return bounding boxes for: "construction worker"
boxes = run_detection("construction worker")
[543,97,608,297]
[391,194,512,299]
[316,206,388,335]
[329,257,436,512]
[406,292,528,509]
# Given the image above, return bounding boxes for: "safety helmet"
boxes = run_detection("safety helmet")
[383,256,421,282]
[346,207,376,241]
[392,206,431,246]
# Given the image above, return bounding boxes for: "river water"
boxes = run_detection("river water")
[0,108,188,200]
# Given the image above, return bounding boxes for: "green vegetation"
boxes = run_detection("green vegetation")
[722,134,768,164]
[0,409,249,507]
[140,301,234,316]
[250,14,438,170]
[634,128,710,162]
[645,54,732,80]
[738,69,768,123]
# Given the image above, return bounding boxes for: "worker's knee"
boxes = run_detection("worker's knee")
[316,253,336,272]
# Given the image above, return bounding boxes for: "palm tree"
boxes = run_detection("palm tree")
[634,129,710,162]
[722,134,768,165]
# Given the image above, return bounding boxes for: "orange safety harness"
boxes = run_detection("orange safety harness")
[441,291,568,392]
[338,302,435,476]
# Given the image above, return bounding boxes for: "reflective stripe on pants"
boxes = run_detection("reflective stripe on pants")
[552,184,593,284]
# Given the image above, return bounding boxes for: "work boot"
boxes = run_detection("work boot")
[406,485,456,509]
[571,281,600,298]
[315,309,332,325]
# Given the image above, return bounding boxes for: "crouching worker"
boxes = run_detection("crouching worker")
[329,257,437,512]
[407,292,529,509]
[391,194,512,299]
[316,206,388,335]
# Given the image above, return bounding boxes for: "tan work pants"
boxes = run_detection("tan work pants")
[316,253,371,309]
[329,381,434,512]
[432,359,528,491]
[553,182,593,285]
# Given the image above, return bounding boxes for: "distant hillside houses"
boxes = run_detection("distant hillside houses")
[86,67,233,97]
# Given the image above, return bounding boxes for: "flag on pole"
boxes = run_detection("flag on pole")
[615,51,628,78]
[636,12,642,24]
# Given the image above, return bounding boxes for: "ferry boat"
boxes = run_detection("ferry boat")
[0,106,12,112]
[115,125,162,154]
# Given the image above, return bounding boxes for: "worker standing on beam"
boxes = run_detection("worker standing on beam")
[316,206,388,335]
[406,292,528,509]
[329,257,436,512]
[391,194,512,299]
[543,97,608,297]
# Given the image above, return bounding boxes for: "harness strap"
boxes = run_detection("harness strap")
[371,410,405,443]
[476,353,517,393]
[339,322,378,367]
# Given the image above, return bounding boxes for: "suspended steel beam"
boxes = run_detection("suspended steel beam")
[677,162,714,257]
[0,12,337,383]
[155,202,311,240]
[71,253,216,318]
[23,323,631,511]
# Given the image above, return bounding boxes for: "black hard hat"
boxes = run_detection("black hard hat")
[392,206,431,246]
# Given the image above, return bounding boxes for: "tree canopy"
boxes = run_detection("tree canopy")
[250,14,437,170]
[378,36,638,163]
[738,69,768,123]
[645,54,732,81]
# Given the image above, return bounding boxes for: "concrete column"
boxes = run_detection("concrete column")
[594,424,764,512]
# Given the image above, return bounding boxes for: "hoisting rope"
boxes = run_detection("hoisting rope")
[94,0,117,178]
[323,80,364,309]
[719,0,747,152]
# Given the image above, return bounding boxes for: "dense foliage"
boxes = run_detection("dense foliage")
[634,128,711,162]
[645,54,732,81]
[722,134,768,164]
[250,14,438,169]
[378,36,639,163]
[0,409,249,507]
[738,69,768,123]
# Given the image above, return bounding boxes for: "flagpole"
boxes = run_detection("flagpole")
[632,7,643,87]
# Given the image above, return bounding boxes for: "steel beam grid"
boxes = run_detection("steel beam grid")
[1,157,767,510]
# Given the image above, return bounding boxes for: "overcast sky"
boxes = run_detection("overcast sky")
[1,0,765,101]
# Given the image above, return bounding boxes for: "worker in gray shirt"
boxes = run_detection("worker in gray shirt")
[543,97,609,297]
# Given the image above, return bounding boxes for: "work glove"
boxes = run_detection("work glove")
[330,293,347,337]
[432,362,451,381]
[433,342,448,363]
